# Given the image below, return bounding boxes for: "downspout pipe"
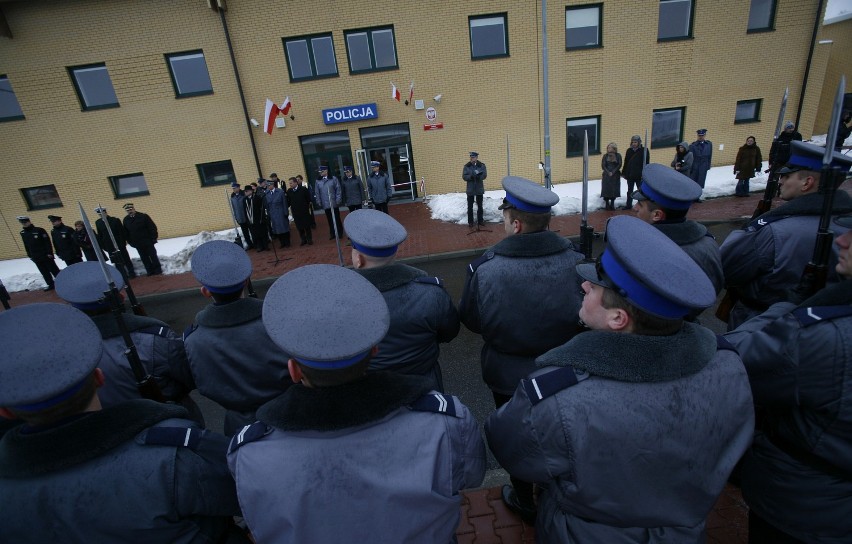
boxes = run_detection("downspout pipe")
[795,0,825,130]
[218,7,262,178]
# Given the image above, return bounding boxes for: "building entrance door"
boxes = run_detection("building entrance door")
[358,123,417,201]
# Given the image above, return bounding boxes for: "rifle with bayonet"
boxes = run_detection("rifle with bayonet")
[79,203,165,402]
[97,205,146,316]
[751,87,789,220]
[790,76,847,300]
[579,130,595,259]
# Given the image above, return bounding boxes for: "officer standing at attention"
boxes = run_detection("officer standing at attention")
[17,215,60,291]
[367,160,393,214]
[227,264,485,543]
[459,175,585,522]
[725,214,852,543]
[0,303,248,543]
[486,215,755,539]
[341,165,366,212]
[688,128,713,197]
[314,165,343,240]
[184,240,293,435]
[122,202,162,276]
[95,206,136,279]
[230,181,253,249]
[631,163,724,296]
[462,151,487,227]
[48,215,83,266]
[54,261,199,415]
[720,141,852,329]
[345,209,460,392]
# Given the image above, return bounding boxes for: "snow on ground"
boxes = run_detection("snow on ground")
[2,134,849,292]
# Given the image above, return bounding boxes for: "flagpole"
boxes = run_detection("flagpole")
[541,0,551,189]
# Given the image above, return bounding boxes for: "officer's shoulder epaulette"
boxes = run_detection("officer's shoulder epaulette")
[229,421,273,453]
[716,335,738,354]
[139,324,174,338]
[143,426,205,450]
[792,305,852,327]
[704,231,717,240]
[409,392,459,417]
[466,251,495,275]
[413,276,444,287]
[522,366,589,406]
[746,214,787,232]
[183,323,198,341]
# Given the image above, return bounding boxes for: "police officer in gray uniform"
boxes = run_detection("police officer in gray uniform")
[346,208,460,392]
[227,264,485,544]
[54,261,199,416]
[486,215,755,541]
[631,163,724,297]
[184,240,293,435]
[0,303,248,543]
[724,214,852,543]
[720,141,852,329]
[460,175,585,521]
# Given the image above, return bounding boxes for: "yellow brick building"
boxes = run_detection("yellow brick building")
[0,0,848,259]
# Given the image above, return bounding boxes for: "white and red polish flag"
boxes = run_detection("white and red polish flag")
[408,81,414,105]
[281,96,292,116]
[391,83,401,102]
[263,98,281,135]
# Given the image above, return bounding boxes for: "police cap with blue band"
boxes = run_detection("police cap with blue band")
[0,303,102,410]
[498,176,559,214]
[344,209,407,258]
[191,240,252,294]
[778,140,852,174]
[576,215,716,319]
[633,163,702,211]
[55,261,125,309]
[262,264,389,370]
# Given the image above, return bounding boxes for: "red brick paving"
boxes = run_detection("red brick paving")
[6,192,769,541]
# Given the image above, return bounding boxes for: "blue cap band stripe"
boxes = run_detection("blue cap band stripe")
[13,376,88,412]
[601,251,690,319]
[71,301,110,311]
[204,281,246,294]
[505,193,551,214]
[293,349,371,370]
[639,184,692,210]
[789,153,823,171]
[351,241,398,258]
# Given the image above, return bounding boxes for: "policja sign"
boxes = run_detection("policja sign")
[322,103,378,125]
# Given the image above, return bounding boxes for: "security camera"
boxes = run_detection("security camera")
[433,94,442,103]
[250,118,260,127]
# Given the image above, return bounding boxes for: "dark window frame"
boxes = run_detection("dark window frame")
[108,172,150,199]
[21,184,63,211]
[734,99,762,124]
[282,32,339,82]
[469,13,510,60]
[68,63,120,111]
[566,115,601,157]
[197,160,237,188]
[651,106,686,149]
[0,74,25,122]
[344,25,399,74]
[657,0,695,42]
[565,3,603,50]
[164,50,214,99]
[746,0,777,33]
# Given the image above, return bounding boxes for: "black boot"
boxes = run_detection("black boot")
[283,232,291,247]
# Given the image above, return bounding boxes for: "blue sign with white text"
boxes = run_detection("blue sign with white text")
[322,103,378,125]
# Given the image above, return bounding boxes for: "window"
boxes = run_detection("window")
[658,0,693,41]
[651,107,685,148]
[165,51,213,98]
[283,33,338,82]
[108,173,150,198]
[197,160,236,187]
[0,75,25,121]
[469,14,509,59]
[566,4,602,49]
[21,185,62,211]
[566,116,600,157]
[735,99,762,124]
[68,63,119,110]
[345,26,398,73]
[747,0,776,32]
